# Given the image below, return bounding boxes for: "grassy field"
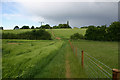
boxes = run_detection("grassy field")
[47,29,86,39]
[71,40,118,69]
[2,39,64,78]
[1,29,119,78]
[70,40,118,78]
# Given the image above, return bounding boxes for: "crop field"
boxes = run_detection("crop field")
[1,29,119,78]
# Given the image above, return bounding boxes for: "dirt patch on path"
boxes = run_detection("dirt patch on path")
[51,29,61,40]
[65,46,71,78]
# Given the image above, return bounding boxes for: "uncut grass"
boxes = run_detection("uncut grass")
[2,39,64,78]
[71,40,118,78]
[66,43,87,78]
[34,42,66,78]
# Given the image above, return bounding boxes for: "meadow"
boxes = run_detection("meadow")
[2,29,119,78]
[70,40,118,78]
[2,39,64,78]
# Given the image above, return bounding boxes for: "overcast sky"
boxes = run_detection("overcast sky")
[0,0,120,29]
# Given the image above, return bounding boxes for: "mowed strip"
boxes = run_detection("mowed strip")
[66,42,87,78]
[65,45,71,78]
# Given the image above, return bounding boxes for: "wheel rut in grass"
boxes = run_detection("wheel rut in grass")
[65,45,71,78]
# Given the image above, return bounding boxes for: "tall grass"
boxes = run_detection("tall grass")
[2,39,64,78]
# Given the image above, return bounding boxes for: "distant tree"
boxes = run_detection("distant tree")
[58,24,71,28]
[53,25,60,29]
[36,27,40,29]
[40,24,51,29]
[31,26,35,29]
[21,25,30,29]
[14,26,19,30]
[0,27,3,30]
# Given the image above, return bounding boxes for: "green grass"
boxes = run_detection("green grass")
[2,29,118,78]
[2,39,64,78]
[70,39,118,78]
[2,29,33,34]
[47,29,86,39]
[65,42,87,78]
[34,41,87,78]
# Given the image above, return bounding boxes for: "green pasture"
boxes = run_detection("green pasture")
[71,40,118,69]
[2,39,64,78]
[70,40,118,78]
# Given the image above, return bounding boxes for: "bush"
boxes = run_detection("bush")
[2,29,52,40]
[70,33,84,40]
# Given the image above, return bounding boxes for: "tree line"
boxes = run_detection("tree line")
[70,21,120,41]
[12,23,71,30]
[2,29,51,40]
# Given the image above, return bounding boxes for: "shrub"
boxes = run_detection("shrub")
[70,33,84,40]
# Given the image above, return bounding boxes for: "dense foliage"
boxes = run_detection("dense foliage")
[40,24,52,29]
[53,24,71,29]
[0,27,3,30]
[85,21,120,41]
[31,26,35,29]
[70,33,84,40]
[21,26,30,29]
[2,29,51,40]
[14,26,19,29]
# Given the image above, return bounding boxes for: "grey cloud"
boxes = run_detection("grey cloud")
[20,2,118,27]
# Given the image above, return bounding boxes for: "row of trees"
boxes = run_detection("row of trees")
[85,21,120,41]
[53,24,71,29]
[2,29,51,40]
[13,23,71,30]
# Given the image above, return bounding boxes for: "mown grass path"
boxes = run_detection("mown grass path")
[65,46,71,78]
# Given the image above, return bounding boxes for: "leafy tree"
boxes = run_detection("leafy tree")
[21,25,30,29]
[53,25,60,29]
[14,26,19,30]
[107,21,120,41]
[0,27,3,30]
[40,24,51,29]
[85,25,97,40]
[31,26,35,29]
